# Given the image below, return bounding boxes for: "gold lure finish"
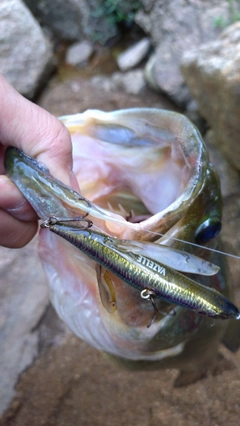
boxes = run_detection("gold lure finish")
[41,218,240,320]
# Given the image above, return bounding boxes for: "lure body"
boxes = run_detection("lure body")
[43,220,240,320]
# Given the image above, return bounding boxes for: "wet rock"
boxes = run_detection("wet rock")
[0,0,53,98]
[91,69,146,95]
[117,38,151,71]
[181,21,240,172]
[0,239,49,415]
[66,40,94,68]
[135,0,239,107]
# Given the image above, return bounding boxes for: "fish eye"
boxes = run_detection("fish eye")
[195,217,222,244]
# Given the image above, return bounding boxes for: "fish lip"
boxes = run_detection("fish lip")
[5,147,50,174]
[5,148,138,237]
[5,147,89,221]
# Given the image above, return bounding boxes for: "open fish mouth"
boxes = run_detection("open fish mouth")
[5,108,232,364]
[60,108,209,241]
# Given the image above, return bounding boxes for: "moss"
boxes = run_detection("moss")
[214,0,240,28]
[88,0,142,44]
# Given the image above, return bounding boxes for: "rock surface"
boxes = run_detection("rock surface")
[0,0,53,98]
[0,239,49,415]
[117,37,151,71]
[65,40,94,68]
[181,21,240,171]
[23,0,87,41]
[205,130,240,199]
[135,0,240,106]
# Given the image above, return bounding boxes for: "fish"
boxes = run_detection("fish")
[4,108,240,381]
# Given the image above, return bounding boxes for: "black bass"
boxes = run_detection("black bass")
[4,108,239,377]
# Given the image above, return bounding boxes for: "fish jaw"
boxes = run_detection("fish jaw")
[4,147,131,237]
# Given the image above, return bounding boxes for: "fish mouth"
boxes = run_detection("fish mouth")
[64,108,210,241]
[4,108,221,360]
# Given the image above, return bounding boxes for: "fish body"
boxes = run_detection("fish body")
[5,108,239,375]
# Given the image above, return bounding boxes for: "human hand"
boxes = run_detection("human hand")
[0,74,77,248]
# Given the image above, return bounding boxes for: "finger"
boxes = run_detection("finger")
[0,175,38,221]
[0,209,38,248]
[0,74,75,188]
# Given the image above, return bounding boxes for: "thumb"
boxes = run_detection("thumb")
[0,73,75,188]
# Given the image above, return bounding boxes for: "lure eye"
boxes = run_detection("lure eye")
[195,218,222,245]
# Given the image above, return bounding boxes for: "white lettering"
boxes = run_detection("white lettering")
[136,255,166,276]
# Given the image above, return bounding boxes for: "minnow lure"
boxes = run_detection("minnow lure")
[41,217,240,320]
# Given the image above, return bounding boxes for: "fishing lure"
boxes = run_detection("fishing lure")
[41,216,240,321]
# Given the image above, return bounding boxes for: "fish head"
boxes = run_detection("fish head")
[5,108,226,366]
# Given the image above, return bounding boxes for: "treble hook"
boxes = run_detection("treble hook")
[141,288,176,328]
[141,289,160,328]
